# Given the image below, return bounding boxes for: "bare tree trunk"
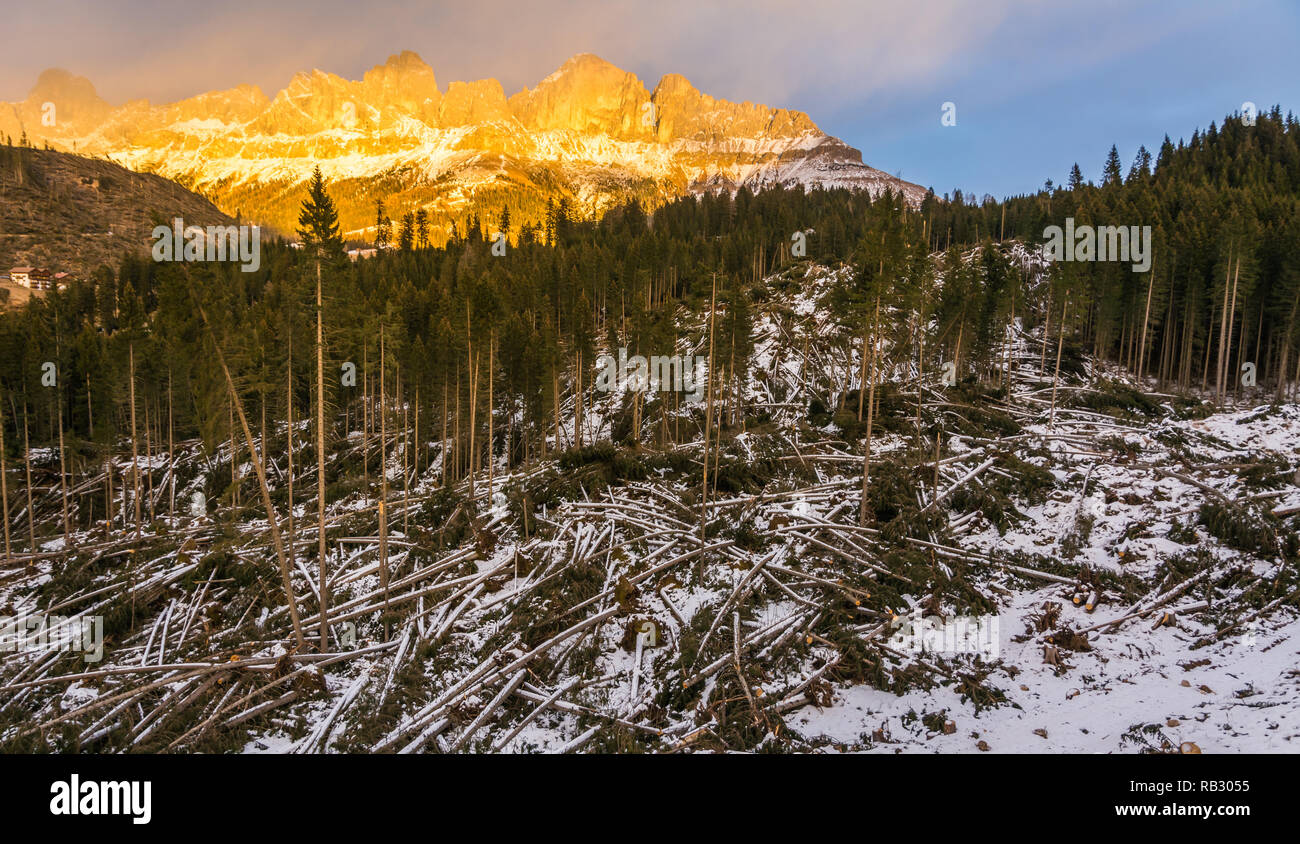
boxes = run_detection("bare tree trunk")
[363,343,369,488]
[1,396,10,565]
[24,409,35,556]
[859,293,880,526]
[856,325,869,421]
[487,332,495,498]
[1215,252,1232,402]
[1253,302,1264,387]
[145,401,154,524]
[954,319,965,381]
[315,261,329,652]
[441,379,448,487]
[466,305,477,489]
[192,292,306,651]
[574,347,584,449]
[1203,298,1216,392]
[1224,256,1240,404]
[58,395,70,546]
[1275,284,1300,403]
[467,307,477,487]
[1137,264,1155,385]
[1235,292,1248,404]
[130,343,141,539]
[402,371,410,538]
[455,366,462,482]
[286,336,295,625]
[229,402,238,508]
[395,369,405,540]
[1050,297,1068,428]
[551,365,560,454]
[1040,286,1053,377]
[701,273,717,555]
[168,370,175,522]
[106,451,113,534]
[379,325,390,634]
[916,300,926,448]
[1004,290,1014,394]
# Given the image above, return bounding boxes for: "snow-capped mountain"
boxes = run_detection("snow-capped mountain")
[0,52,925,238]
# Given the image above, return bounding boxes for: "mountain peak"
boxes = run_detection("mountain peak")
[21,68,111,129]
[511,53,650,138]
[27,68,106,108]
[652,73,700,99]
[382,50,432,72]
[0,50,925,234]
[361,50,440,120]
[559,52,620,73]
[365,50,437,87]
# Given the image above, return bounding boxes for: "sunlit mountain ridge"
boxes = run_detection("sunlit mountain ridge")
[1,52,924,239]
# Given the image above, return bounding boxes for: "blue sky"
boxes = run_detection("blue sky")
[828,0,1300,198]
[2,0,1296,199]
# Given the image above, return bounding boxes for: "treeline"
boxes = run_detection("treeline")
[1,106,1298,502]
[924,106,1300,395]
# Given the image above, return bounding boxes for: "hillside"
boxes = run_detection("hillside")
[1,253,1298,753]
[0,146,236,286]
[0,54,924,239]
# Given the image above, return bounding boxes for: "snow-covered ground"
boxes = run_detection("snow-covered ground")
[3,259,1297,754]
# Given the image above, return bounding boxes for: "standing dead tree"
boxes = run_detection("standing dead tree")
[189,285,306,652]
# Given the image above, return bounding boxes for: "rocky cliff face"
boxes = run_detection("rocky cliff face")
[1,52,925,239]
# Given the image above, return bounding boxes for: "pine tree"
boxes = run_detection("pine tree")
[414,209,429,249]
[374,198,392,248]
[1127,145,1153,183]
[398,213,415,251]
[1103,145,1124,187]
[1068,163,1084,191]
[296,166,344,257]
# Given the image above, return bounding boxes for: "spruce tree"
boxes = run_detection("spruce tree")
[398,213,415,251]
[374,197,392,248]
[1127,145,1152,183]
[296,166,343,257]
[414,208,429,249]
[1103,145,1124,187]
[1068,163,1084,191]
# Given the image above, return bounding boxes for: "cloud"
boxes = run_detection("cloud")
[4,0,1290,198]
[1,0,1042,111]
